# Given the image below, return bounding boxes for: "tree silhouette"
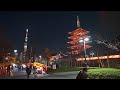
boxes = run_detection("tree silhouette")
[43,48,52,65]
[116,32,120,50]
[95,32,120,51]
[0,31,13,63]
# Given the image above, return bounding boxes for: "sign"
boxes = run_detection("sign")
[52,64,56,69]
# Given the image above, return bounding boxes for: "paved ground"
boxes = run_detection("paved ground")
[0,70,79,79]
[41,71,79,79]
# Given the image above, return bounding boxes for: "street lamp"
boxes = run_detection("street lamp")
[14,50,18,58]
[79,37,89,68]
[14,50,17,53]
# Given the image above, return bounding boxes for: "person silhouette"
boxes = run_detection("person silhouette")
[26,65,31,79]
[76,68,88,79]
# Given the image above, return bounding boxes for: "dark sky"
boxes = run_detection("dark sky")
[0,11,120,55]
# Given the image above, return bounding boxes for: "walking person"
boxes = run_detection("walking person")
[76,68,88,79]
[26,65,31,79]
[7,65,11,77]
[10,66,14,76]
[33,66,37,78]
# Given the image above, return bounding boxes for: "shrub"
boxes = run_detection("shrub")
[88,68,120,79]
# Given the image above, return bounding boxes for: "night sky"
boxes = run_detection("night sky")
[0,11,120,55]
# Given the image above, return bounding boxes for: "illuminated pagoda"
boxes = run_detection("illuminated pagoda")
[67,16,92,55]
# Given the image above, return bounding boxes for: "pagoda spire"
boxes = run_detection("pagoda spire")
[77,16,80,28]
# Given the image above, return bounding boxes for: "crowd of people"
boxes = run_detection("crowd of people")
[0,63,87,79]
[0,65,14,77]
[25,64,38,79]
[0,62,46,79]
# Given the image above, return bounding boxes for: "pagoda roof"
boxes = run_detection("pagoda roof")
[68,28,89,35]
[67,45,92,55]
[68,35,90,40]
[68,44,92,49]
[68,38,91,45]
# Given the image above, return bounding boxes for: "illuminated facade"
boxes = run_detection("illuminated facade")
[67,16,92,55]
[76,54,120,61]
[23,29,29,62]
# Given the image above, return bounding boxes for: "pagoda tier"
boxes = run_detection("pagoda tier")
[67,45,92,55]
[68,39,79,45]
[68,28,89,36]
[67,44,92,50]
[68,40,91,45]
[67,50,81,55]
[68,35,90,40]
[67,44,83,49]
[68,35,80,40]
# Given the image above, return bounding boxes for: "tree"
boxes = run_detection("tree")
[0,31,13,63]
[43,48,52,65]
[95,33,120,52]
[116,32,120,50]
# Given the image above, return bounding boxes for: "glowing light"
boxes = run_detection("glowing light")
[79,37,89,43]
[25,37,28,42]
[24,45,27,48]
[76,55,120,61]
[26,29,28,32]
[79,40,83,42]
[5,57,9,60]
[14,50,17,53]
[22,64,26,68]
[84,38,89,41]
[12,63,16,67]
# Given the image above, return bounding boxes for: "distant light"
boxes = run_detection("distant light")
[24,46,27,48]
[79,38,89,42]
[84,38,89,41]
[90,52,94,55]
[14,50,17,53]
[26,29,28,32]
[22,64,26,68]
[6,57,9,60]
[39,56,41,58]
[79,40,84,42]
[12,63,16,67]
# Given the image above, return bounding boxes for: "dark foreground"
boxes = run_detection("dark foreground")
[0,70,79,79]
